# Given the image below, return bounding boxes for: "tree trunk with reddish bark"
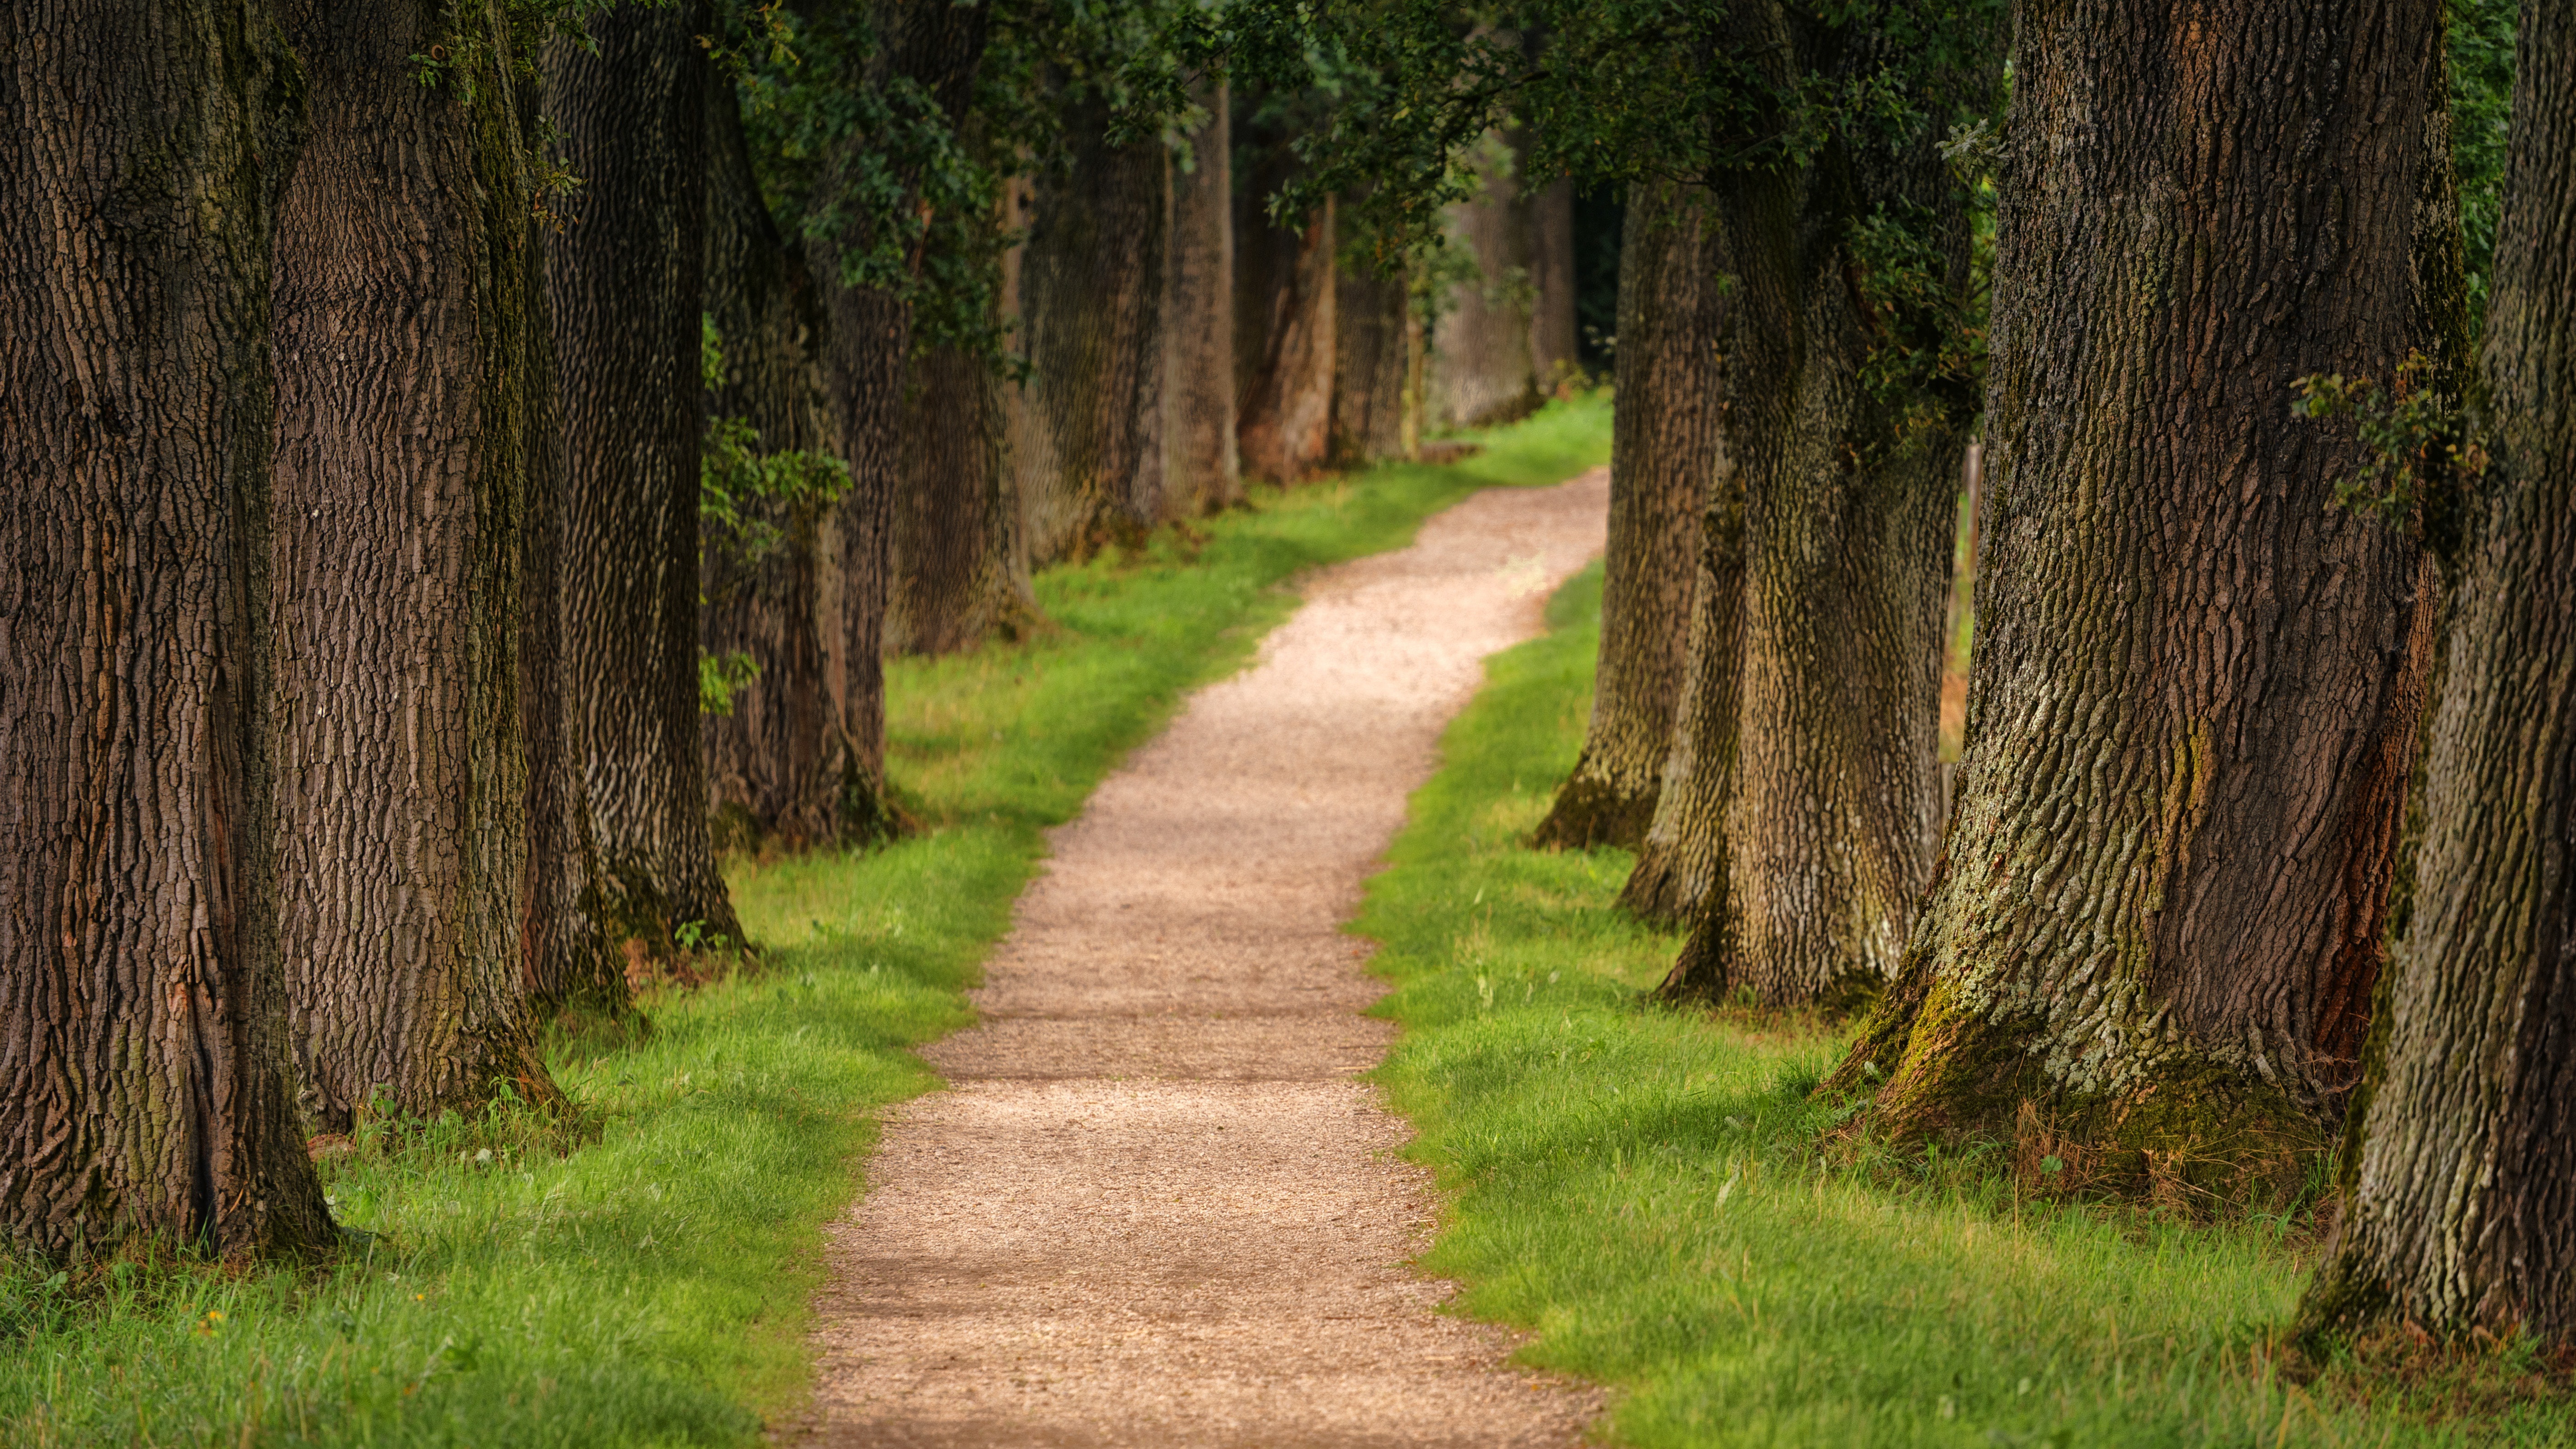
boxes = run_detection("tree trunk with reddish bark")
[1535,184,1725,850]
[0,0,335,1260]
[1833,0,2455,1199]
[2301,0,2576,1345]
[1235,102,1337,485]
[269,0,563,1126]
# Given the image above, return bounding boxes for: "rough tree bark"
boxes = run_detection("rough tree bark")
[702,79,843,850]
[1010,106,1170,561]
[269,0,561,1126]
[1425,133,1542,433]
[1331,261,1410,466]
[810,0,990,830]
[1162,81,1240,515]
[1655,16,1977,1008]
[2301,1,2576,1344]
[1833,0,2455,1192]
[1534,185,1725,850]
[0,0,335,1260]
[546,0,744,949]
[1623,457,1747,937]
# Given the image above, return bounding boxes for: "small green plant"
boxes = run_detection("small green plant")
[2293,349,2489,533]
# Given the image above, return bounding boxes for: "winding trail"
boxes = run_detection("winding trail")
[803,470,1611,1447]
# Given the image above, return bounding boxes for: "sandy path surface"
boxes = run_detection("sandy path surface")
[800,470,1611,1448]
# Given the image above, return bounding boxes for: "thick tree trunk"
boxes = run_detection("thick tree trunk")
[2302,2,2576,1345]
[1162,82,1240,515]
[1523,175,1579,385]
[887,336,1029,655]
[1008,105,1168,563]
[1425,135,1542,432]
[1623,458,1746,935]
[702,80,842,850]
[270,0,560,1126]
[1834,0,2453,1194]
[1331,263,1409,466]
[1534,185,1726,850]
[1233,108,1338,486]
[0,0,334,1260]
[811,0,989,832]
[546,1,743,949]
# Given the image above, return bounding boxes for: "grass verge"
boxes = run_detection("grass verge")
[0,396,1611,1448]
[1356,559,2576,1448]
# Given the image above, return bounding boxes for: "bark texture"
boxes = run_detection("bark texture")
[1837,0,2453,1189]
[810,0,991,836]
[1234,109,1337,486]
[1534,186,1725,850]
[1623,459,1747,937]
[887,337,1028,655]
[546,1,743,947]
[1331,262,1410,466]
[2302,2,2576,1343]
[0,0,334,1259]
[702,80,843,850]
[1161,84,1240,515]
[1523,175,1579,384]
[270,0,559,1125]
[1011,104,1169,562]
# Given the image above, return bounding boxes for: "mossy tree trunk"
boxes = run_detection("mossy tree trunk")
[1834,0,2455,1192]
[701,78,844,850]
[1161,81,1240,515]
[546,0,743,952]
[0,0,335,1260]
[1535,184,1726,850]
[1624,456,1747,938]
[810,0,991,834]
[888,332,1030,656]
[270,0,562,1126]
[2302,1,2576,1344]
[1008,104,1168,563]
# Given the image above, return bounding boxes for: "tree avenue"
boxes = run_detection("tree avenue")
[1833,0,2456,1196]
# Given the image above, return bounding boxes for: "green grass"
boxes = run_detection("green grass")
[0,395,1611,1448]
[1357,559,2576,1448]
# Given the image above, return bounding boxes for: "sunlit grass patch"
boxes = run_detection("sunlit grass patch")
[0,394,1610,1448]
[1358,559,2576,1448]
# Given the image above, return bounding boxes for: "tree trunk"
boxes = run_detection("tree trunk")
[2301,1,2576,1345]
[1834,0,2454,1194]
[1623,455,1746,936]
[1534,185,1726,850]
[1332,262,1409,466]
[1523,174,1579,385]
[811,0,990,832]
[1232,101,1339,487]
[546,1,743,950]
[887,336,1029,655]
[0,0,334,1260]
[270,0,561,1126]
[1161,82,1240,515]
[702,79,843,850]
[1426,134,1540,431]
[1011,106,1171,561]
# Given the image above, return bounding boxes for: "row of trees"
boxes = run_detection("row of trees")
[1270,0,2567,1352]
[0,0,1578,1262]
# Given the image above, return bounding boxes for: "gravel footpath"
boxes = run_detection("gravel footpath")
[799,470,1611,1447]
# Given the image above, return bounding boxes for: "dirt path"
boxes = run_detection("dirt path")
[802,470,1611,1447]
